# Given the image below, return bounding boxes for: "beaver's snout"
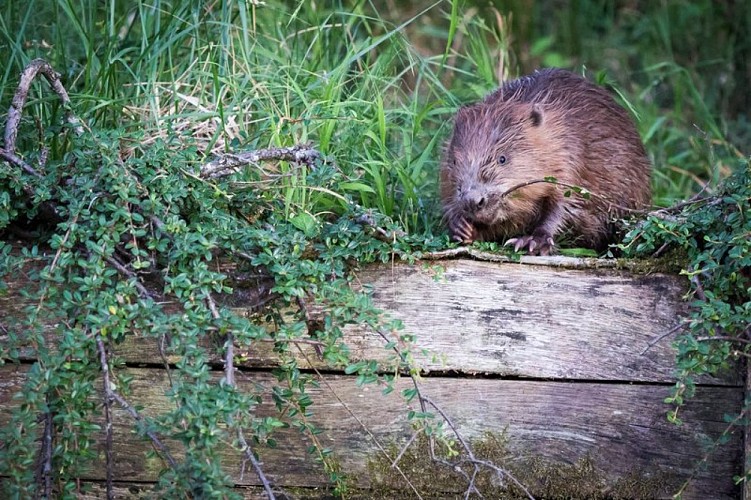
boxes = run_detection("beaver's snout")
[460,189,486,211]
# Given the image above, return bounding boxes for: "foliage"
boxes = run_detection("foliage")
[1,0,750,496]
[621,162,751,426]
[0,0,495,235]
[0,119,449,496]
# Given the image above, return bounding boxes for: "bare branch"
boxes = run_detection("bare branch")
[200,144,324,179]
[0,148,44,178]
[95,336,114,499]
[291,341,424,499]
[33,409,54,500]
[97,336,176,470]
[206,292,275,499]
[4,58,83,156]
[421,397,535,500]
[641,322,687,355]
[104,255,155,300]
[109,394,177,468]
[373,324,534,499]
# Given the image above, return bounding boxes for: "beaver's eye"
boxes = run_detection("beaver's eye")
[498,155,507,166]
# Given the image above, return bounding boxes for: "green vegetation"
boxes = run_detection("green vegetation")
[0,0,748,498]
[621,164,751,492]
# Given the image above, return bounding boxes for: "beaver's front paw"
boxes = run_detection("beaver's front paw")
[449,216,478,244]
[504,232,555,255]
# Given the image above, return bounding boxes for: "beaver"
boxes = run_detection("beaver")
[440,68,651,255]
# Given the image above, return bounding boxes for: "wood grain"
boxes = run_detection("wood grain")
[1,256,744,498]
[345,260,736,383]
[2,259,737,384]
[0,365,741,498]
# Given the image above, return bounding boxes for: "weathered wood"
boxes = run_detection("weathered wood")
[0,364,741,498]
[1,256,744,498]
[346,260,736,383]
[2,259,736,384]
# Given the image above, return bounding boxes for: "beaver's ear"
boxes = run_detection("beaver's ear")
[530,104,543,127]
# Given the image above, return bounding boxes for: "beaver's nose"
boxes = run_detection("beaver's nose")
[463,191,486,210]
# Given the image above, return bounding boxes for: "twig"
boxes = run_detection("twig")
[391,429,420,469]
[95,336,114,500]
[673,406,748,497]
[291,341,425,500]
[200,145,324,179]
[418,248,630,270]
[206,293,276,499]
[696,335,751,344]
[498,178,647,214]
[641,322,687,355]
[34,409,54,500]
[109,392,177,468]
[104,255,155,300]
[0,149,44,178]
[689,266,707,302]
[421,395,535,500]
[96,338,177,470]
[373,327,535,498]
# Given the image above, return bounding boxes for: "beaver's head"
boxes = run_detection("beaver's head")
[441,100,564,233]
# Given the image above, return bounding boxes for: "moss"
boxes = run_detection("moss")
[615,247,690,275]
[360,432,678,499]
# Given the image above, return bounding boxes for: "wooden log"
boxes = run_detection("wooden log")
[1,257,744,498]
[0,364,742,498]
[2,259,736,384]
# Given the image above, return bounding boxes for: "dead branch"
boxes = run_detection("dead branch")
[33,409,54,500]
[200,144,324,179]
[3,58,83,158]
[641,322,687,355]
[96,333,177,471]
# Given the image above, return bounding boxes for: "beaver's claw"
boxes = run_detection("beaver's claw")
[504,233,555,255]
[449,216,477,244]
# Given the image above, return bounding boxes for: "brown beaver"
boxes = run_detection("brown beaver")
[440,68,651,255]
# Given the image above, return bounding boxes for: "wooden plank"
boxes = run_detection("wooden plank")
[2,258,737,385]
[345,260,736,383]
[0,365,741,498]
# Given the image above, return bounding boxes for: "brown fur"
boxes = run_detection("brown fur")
[440,68,652,254]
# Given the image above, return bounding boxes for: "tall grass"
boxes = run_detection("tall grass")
[1,0,746,234]
[3,0,499,234]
